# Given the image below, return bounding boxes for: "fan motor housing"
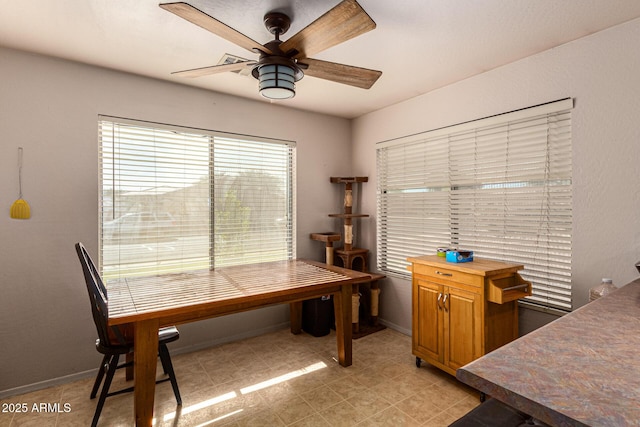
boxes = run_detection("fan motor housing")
[264,12,291,36]
[251,39,304,81]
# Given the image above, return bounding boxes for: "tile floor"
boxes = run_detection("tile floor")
[0,328,480,426]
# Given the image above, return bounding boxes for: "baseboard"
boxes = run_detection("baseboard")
[0,369,97,400]
[1,320,406,399]
[378,318,411,336]
[170,321,291,356]
[0,321,290,400]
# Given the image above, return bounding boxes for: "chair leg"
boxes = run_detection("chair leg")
[92,354,119,427]
[158,344,182,405]
[159,345,170,375]
[90,354,110,399]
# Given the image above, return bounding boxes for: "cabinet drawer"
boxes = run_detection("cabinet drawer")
[487,274,532,304]
[412,264,482,288]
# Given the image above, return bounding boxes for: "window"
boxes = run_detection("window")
[377,99,572,311]
[99,117,296,279]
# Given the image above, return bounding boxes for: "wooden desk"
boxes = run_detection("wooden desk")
[457,278,640,426]
[106,259,373,426]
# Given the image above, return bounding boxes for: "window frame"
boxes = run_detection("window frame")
[376,99,573,311]
[98,116,296,279]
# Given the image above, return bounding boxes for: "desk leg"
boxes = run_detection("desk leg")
[125,352,134,381]
[289,302,302,334]
[134,318,159,427]
[334,284,353,367]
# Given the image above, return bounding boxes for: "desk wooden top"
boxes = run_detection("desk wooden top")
[106,259,372,325]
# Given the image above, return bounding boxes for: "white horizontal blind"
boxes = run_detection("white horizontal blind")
[213,136,295,267]
[99,117,295,279]
[377,99,573,311]
[377,136,451,274]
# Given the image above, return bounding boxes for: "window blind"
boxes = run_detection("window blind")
[99,117,296,279]
[377,99,572,311]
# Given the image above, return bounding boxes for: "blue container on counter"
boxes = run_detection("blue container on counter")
[446,250,474,263]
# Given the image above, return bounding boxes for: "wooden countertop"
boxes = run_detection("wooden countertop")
[456,277,640,426]
[407,255,524,276]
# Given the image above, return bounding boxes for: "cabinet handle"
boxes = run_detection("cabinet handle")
[435,270,453,277]
[443,294,449,312]
[437,293,443,310]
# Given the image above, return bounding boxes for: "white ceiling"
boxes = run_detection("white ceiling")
[2,1,640,119]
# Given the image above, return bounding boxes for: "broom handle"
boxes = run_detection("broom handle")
[18,147,23,198]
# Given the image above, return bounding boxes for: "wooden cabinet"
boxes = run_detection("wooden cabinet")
[408,255,531,376]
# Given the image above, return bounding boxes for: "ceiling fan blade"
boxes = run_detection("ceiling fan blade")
[280,0,375,59]
[160,2,271,54]
[172,61,256,78]
[299,58,381,89]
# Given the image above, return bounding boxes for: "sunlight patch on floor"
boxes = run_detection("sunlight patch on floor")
[240,361,327,395]
[160,361,327,423]
[162,391,237,422]
[194,409,244,427]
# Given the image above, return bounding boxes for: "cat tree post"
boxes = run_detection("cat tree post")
[310,176,385,337]
[309,232,341,265]
[328,177,371,333]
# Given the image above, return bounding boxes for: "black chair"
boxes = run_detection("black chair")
[75,242,182,427]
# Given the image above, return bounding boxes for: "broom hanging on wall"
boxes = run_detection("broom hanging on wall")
[10,147,31,219]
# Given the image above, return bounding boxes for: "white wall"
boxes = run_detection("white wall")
[5,15,640,396]
[0,47,351,395]
[352,18,640,333]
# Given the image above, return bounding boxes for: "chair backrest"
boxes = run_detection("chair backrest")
[75,242,122,347]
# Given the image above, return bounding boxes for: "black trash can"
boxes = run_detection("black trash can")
[302,295,333,337]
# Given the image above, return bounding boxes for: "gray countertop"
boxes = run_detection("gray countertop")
[456,277,640,427]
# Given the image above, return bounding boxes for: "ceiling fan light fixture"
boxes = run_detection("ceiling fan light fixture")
[161,2,382,98]
[258,64,297,99]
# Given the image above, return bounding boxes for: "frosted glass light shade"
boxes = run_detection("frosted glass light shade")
[258,64,296,99]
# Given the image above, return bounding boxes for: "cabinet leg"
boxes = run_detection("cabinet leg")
[415,357,422,368]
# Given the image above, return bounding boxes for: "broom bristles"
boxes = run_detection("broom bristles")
[10,198,31,219]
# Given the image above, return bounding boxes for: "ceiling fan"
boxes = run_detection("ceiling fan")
[159,1,382,100]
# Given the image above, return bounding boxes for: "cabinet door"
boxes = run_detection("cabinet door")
[413,278,443,363]
[444,286,482,371]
